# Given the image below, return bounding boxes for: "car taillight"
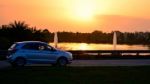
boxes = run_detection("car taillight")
[8,49,18,55]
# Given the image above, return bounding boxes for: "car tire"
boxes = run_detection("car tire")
[12,58,26,67]
[57,57,68,67]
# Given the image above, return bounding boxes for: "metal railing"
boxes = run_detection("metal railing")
[1,50,150,60]
[68,50,150,55]
[68,50,150,59]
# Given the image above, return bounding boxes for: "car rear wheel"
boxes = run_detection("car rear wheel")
[12,58,26,67]
[57,57,68,67]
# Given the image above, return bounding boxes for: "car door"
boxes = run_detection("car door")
[38,44,59,63]
[22,43,45,63]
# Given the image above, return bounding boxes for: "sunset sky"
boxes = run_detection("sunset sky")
[1,0,150,32]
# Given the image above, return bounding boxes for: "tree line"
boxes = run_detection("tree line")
[57,31,150,45]
[0,21,150,50]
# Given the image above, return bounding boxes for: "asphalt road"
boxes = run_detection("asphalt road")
[1,59,150,69]
[69,59,150,66]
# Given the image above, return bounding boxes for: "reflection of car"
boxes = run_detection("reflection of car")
[7,41,73,67]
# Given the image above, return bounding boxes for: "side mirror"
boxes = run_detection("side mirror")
[47,45,57,51]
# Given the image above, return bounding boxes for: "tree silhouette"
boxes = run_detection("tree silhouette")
[8,21,32,42]
[1,20,150,50]
[0,21,51,50]
[9,21,28,30]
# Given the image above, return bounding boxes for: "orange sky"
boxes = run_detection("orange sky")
[1,0,150,32]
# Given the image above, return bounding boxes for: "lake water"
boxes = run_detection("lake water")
[49,43,150,50]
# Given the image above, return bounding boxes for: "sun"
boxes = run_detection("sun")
[70,0,96,21]
[74,3,94,20]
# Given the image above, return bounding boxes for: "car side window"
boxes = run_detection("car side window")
[22,43,39,50]
[38,44,52,51]
[22,43,53,51]
[38,45,45,50]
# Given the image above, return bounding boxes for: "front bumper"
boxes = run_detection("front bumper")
[68,59,73,64]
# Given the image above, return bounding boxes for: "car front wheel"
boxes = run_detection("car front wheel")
[57,58,68,67]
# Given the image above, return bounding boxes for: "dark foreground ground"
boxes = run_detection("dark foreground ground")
[0,66,150,84]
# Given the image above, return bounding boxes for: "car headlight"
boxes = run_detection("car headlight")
[66,52,73,59]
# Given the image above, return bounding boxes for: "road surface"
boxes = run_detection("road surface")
[1,59,150,69]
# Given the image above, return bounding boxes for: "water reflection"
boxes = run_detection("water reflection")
[49,43,149,50]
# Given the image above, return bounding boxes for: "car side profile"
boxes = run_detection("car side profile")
[7,41,73,67]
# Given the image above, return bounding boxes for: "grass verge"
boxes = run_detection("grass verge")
[0,66,150,84]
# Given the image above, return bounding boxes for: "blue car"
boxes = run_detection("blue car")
[7,41,73,67]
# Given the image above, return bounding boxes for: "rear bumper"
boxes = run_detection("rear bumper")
[6,59,13,63]
[6,55,14,63]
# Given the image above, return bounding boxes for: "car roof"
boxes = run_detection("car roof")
[15,41,47,44]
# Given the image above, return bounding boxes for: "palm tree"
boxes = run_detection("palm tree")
[9,20,28,30]
[8,21,32,42]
